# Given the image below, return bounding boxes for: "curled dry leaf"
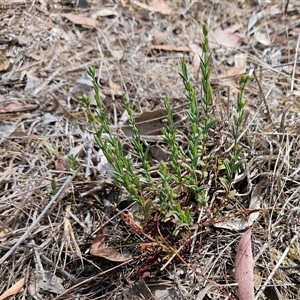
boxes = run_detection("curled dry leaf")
[0,228,9,243]
[90,228,131,262]
[254,32,271,46]
[0,54,10,72]
[55,154,67,171]
[235,228,254,300]
[225,53,248,78]
[40,272,65,294]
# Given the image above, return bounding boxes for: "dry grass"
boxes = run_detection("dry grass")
[1,0,300,299]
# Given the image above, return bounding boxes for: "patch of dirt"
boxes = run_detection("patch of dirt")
[1,1,300,299]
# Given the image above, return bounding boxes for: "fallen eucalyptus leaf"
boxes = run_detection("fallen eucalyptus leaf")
[90,227,131,262]
[0,277,26,300]
[235,228,254,300]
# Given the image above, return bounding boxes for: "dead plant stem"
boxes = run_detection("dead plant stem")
[255,235,298,300]
[0,175,75,264]
[252,69,273,125]
[52,258,133,300]
[290,34,300,92]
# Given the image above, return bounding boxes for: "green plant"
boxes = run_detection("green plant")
[179,26,216,204]
[220,75,249,194]
[80,72,152,217]
[79,25,248,233]
[67,154,79,172]
[50,178,57,195]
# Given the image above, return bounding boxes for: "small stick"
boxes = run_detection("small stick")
[284,0,289,15]
[33,67,62,96]
[252,70,273,125]
[290,34,300,92]
[40,254,80,283]
[255,235,297,300]
[52,258,133,300]
[0,175,75,264]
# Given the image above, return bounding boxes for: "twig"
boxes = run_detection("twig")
[290,34,300,92]
[0,175,75,264]
[40,254,80,283]
[255,235,298,300]
[252,69,273,125]
[52,258,133,300]
[85,142,93,179]
[284,0,289,15]
[33,67,62,96]
[156,225,235,299]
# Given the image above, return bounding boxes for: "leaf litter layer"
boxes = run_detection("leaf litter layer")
[1,1,300,299]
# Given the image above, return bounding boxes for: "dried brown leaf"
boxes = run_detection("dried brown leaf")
[91,247,131,262]
[122,109,181,137]
[209,26,242,49]
[225,67,245,77]
[40,272,65,294]
[235,228,255,300]
[132,0,175,15]
[61,13,98,28]
[90,228,131,262]
[292,90,300,96]
[55,154,67,171]
[0,228,9,243]
[254,32,271,46]
[283,65,300,75]
[0,277,26,300]
[0,54,10,72]
[0,103,38,113]
[234,53,247,69]
[149,0,175,14]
